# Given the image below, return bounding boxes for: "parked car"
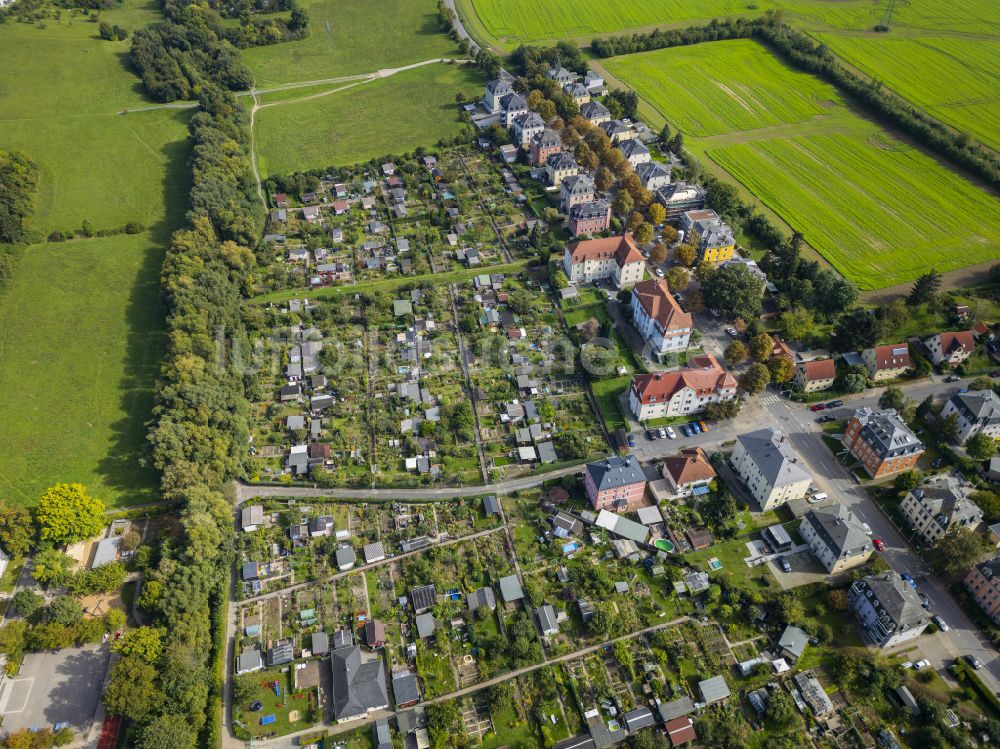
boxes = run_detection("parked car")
[681,424,692,437]
[918,593,931,609]
[944,374,961,382]
[914,659,931,671]
[965,654,984,670]
[931,457,944,468]
[825,400,844,408]
[900,661,914,669]
[901,573,917,589]
[665,427,676,440]
[657,427,667,439]
[689,421,701,434]
[647,429,658,440]
[777,556,791,573]
[709,308,721,317]
[873,538,886,552]
[655,268,665,277]
[726,328,738,337]
[990,370,1000,378]
[627,433,636,448]
[933,616,949,632]
[697,420,709,432]
[810,404,827,412]
[862,522,872,536]
[817,414,837,423]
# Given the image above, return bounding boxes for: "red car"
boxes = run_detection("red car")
[873,538,886,552]
[810,404,826,412]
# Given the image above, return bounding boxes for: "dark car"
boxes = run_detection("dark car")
[777,556,791,573]
[965,654,984,670]
[991,370,1000,378]
[646,429,658,440]
[817,414,837,423]
[810,404,826,412]
[944,374,961,382]
[627,434,636,448]
[931,457,944,468]
[825,400,843,408]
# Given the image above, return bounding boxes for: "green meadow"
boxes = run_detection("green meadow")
[603,39,1000,290]
[242,0,463,87]
[0,0,189,506]
[254,62,483,174]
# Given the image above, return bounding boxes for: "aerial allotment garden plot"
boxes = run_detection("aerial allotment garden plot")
[602,39,1000,290]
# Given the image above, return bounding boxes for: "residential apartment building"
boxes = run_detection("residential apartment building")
[563,234,644,288]
[900,475,982,544]
[568,200,611,237]
[600,119,633,143]
[617,139,651,166]
[848,572,929,648]
[628,355,737,420]
[655,182,707,222]
[483,77,514,113]
[925,331,975,366]
[862,344,911,381]
[730,428,812,510]
[580,100,610,126]
[629,278,693,356]
[635,161,671,191]
[843,407,924,478]
[964,557,1000,626]
[530,129,562,166]
[560,173,595,213]
[497,92,528,128]
[799,504,872,574]
[546,151,579,186]
[511,111,545,149]
[584,455,647,511]
[697,223,736,265]
[793,358,836,393]
[661,447,717,498]
[563,82,590,105]
[940,388,1000,443]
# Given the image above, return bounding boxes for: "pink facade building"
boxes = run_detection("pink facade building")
[584,455,647,511]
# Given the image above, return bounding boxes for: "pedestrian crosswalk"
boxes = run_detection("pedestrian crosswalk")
[761,395,781,405]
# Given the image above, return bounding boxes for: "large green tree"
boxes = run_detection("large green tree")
[966,431,998,461]
[930,526,990,576]
[138,714,197,749]
[0,505,34,557]
[36,483,105,546]
[702,264,764,322]
[103,656,165,721]
[739,363,771,395]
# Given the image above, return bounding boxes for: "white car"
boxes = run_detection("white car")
[726,327,738,337]
[900,661,914,669]
[658,428,668,439]
[914,659,931,670]
[655,268,665,277]
[933,616,949,632]
[862,522,872,536]
[665,427,676,439]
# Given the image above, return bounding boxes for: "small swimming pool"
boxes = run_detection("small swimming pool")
[654,539,675,553]
[562,542,580,553]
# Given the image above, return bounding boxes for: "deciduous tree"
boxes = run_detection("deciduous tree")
[724,340,748,364]
[966,431,998,461]
[739,363,771,395]
[36,483,105,547]
[749,333,774,363]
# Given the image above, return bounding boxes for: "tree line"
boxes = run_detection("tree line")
[590,13,1000,190]
[129,0,307,102]
[0,149,39,297]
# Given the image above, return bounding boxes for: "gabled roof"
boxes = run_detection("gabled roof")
[797,358,836,381]
[662,447,717,486]
[802,503,871,559]
[851,407,924,459]
[631,356,736,404]
[586,454,646,491]
[932,330,975,355]
[736,428,811,487]
[778,624,809,659]
[330,645,389,720]
[546,152,578,171]
[467,586,496,611]
[498,574,524,602]
[410,584,437,611]
[950,389,1000,425]
[867,343,910,370]
[631,278,693,334]
[391,670,420,705]
[566,233,644,267]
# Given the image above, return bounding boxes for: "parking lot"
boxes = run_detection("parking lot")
[0,644,110,734]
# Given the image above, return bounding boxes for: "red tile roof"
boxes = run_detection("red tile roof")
[870,343,910,371]
[772,337,793,358]
[937,330,975,354]
[662,447,717,486]
[632,278,692,333]
[631,355,736,405]
[666,717,696,746]
[566,233,643,267]
[798,358,835,381]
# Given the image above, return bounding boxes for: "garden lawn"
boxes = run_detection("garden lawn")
[603,40,836,137]
[0,234,166,508]
[242,0,462,87]
[706,132,1000,289]
[253,63,483,175]
[591,375,630,431]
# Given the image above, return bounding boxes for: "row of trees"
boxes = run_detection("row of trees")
[0,149,39,299]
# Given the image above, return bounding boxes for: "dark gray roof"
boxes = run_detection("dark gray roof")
[546,152,578,171]
[312,631,329,654]
[333,628,354,649]
[236,649,263,673]
[852,407,924,459]
[330,645,389,720]
[618,139,649,158]
[736,428,810,487]
[241,562,259,581]
[498,574,524,602]
[698,675,731,703]
[951,389,1000,425]
[586,455,646,492]
[623,707,655,731]
[375,718,392,747]
[535,604,558,633]
[467,587,496,611]
[553,736,595,749]
[391,670,420,705]
[857,572,927,630]
[907,475,982,529]
[802,504,871,559]
[410,584,437,612]
[570,201,610,221]
[657,696,694,722]
[635,161,670,181]
[335,546,356,567]
[580,101,609,119]
[483,496,502,515]
[268,640,294,666]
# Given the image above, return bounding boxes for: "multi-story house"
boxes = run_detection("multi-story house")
[964,557,1000,626]
[862,344,910,381]
[679,209,720,235]
[483,77,514,113]
[600,119,633,143]
[629,355,736,420]
[563,233,644,288]
[900,475,982,544]
[497,92,528,128]
[511,111,545,149]
[617,139,651,167]
[560,173,595,213]
[848,572,929,648]
[568,200,611,237]
[730,428,812,510]
[843,407,924,478]
[940,388,1000,443]
[546,151,579,187]
[584,454,647,511]
[629,278,693,356]
[661,447,717,498]
[579,100,610,126]
[635,161,671,192]
[655,182,706,222]
[584,70,606,95]
[563,82,590,105]
[697,223,736,265]
[530,129,562,166]
[800,504,872,573]
[925,331,975,366]
[793,358,836,393]
[546,66,575,84]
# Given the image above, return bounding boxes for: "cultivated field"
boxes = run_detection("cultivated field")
[708,133,1000,289]
[818,34,1000,152]
[253,63,483,175]
[0,0,188,506]
[242,0,462,87]
[602,40,835,137]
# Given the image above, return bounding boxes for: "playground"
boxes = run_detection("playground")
[233,667,320,738]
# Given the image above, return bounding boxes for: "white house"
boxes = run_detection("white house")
[628,355,736,420]
[730,428,812,511]
[562,234,644,288]
[629,278,692,356]
[849,572,929,648]
[799,504,872,574]
[940,389,1000,443]
[924,331,975,366]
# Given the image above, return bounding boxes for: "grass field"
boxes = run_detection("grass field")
[253,62,483,175]
[817,34,1000,152]
[242,0,462,86]
[602,40,835,137]
[707,133,1000,289]
[0,234,166,507]
[0,0,188,506]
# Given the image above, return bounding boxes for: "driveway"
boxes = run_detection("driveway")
[0,644,110,734]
